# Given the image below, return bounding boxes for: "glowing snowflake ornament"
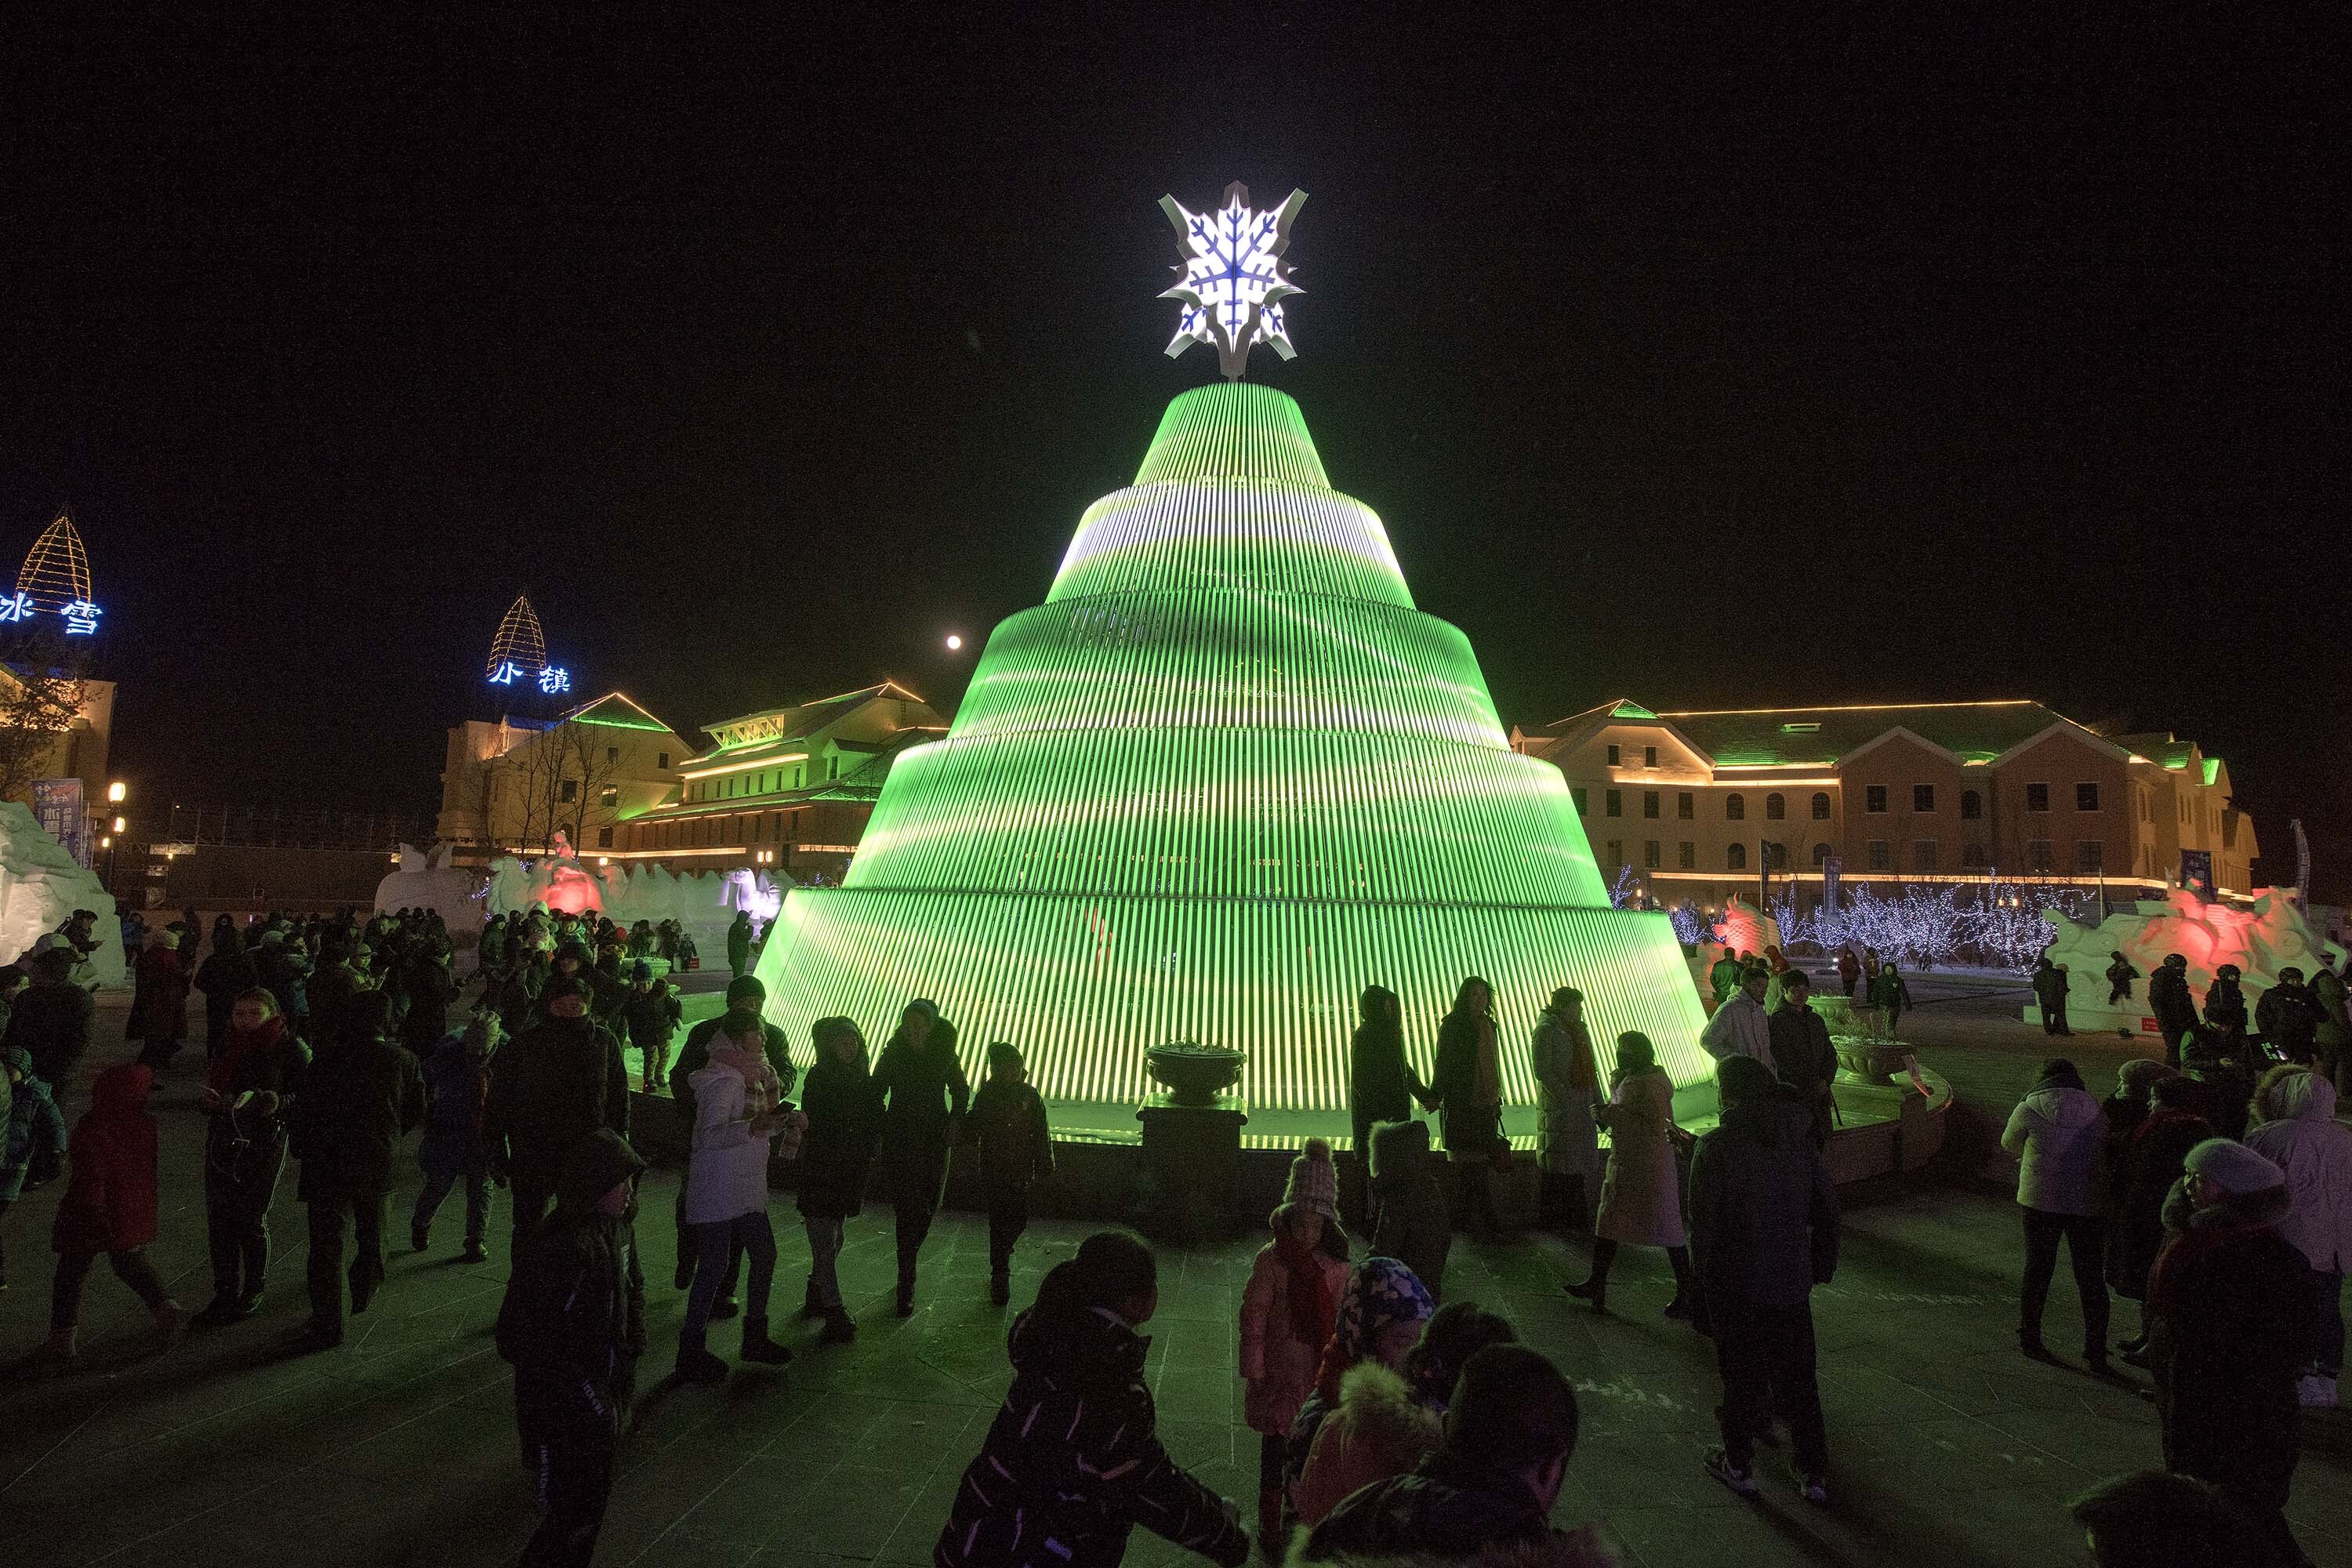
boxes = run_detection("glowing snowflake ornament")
[1159,182,1307,380]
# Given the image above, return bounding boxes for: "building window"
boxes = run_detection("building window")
[1912,784,1935,812]
[559,779,578,804]
[1760,793,1781,821]
[1677,792,1693,820]
[1811,791,1830,820]
[1913,840,1939,872]
[1726,793,1745,821]
[1643,840,1661,869]
[1727,843,1748,871]
[1766,841,1788,869]
[1679,840,1695,869]
[1606,743,1620,766]
[828,755,840,781]
[1865,785,1887,814]
[1811,841,1831,866]
[597,826,612,848]
[657,752,670,770]
[1961,789,1982,820]
[1642,745,1657,768]
[599,786,617,808]
[2027,838,2053,871]
[1605,838,1622,869]
[2026,782,2049,812]
[1867,840,1889,871]
[2077,782,2100,812]
[2077,840,2104,872]
[1570,786,1588,815]
[1962,842,1986,867]
[1605,789,1621,818]
[1642,790,1660,819]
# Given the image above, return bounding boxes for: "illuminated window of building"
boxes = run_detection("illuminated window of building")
[2076,782,2100,812]
[1642,745,1657,768]
[1867,840,1889,871]
[1765,793,1785,821]
[1678,792,1693,820]
[1726,842,1748,871]
[1811,791,1830,820]
[1606,743,1621,766]
[2027,782,2050,812]
[1961,789,1982,820]
[1913,784,1935,812]
[1679,840,1694,869]
[1605,789,1621,818]
[600,787,616,808]
[1811,841,1830,866]
[560,779,577,804]
[1643,840,1660,869]
[2028,838,2053,870]
[1913,840,1938,872]
[1570,786,1588,815]
[2077,840,2104,872]
[1865,786,1886,814]
[1726,793,1745,821]
[1642,790,1659,819]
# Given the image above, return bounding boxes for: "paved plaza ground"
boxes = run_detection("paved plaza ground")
[2,976,2347,1566]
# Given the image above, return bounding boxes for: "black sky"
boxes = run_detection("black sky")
[5,10,2344,893]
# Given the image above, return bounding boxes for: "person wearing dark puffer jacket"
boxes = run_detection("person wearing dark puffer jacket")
[1295,1345,1613,1566]
[497,1130,647,1568]
[292,990,425,1349]
[487,976,630,1262]
[2147,1138,2313,1568]
[936,1230,1248,1568]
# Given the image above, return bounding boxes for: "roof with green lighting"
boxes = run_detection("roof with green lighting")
[560,692,681,735]
[1653,700,2069,767]
[699,681,934,756]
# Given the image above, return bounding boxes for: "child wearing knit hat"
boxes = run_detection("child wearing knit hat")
[1240,1138,1349,1555]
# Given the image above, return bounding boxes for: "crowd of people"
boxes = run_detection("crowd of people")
[2,907,2347,1566]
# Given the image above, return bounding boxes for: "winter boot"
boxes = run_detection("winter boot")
[675,1331,728,1385]
[799,1276,823,1320]
[1255,1486,1286,1561]
[818,1308,858,1345]
[895,1274,916,1317]
[192,1296,245,1329]
[1563,1276,1606,1315]
[709,1294,740,1320]
[740,1316,793,1365]
[989,1269,1011,1308]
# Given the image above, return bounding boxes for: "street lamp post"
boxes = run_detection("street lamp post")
[103,782,126,898]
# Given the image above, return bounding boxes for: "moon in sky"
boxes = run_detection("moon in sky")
[945,633,963,651]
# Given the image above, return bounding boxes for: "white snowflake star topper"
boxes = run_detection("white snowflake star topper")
[1159,181,1308,380]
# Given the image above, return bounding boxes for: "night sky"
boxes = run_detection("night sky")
[6,13,2343,893]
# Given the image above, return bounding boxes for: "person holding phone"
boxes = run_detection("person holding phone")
[194,988,310,1325]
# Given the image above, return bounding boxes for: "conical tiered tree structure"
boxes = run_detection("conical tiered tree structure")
[17,511,92,613]
[486,593,548,678]
[756,383,1708,1112]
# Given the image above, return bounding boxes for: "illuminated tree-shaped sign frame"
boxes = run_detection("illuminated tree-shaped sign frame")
[486,593,548,684]
[17,512,93,615]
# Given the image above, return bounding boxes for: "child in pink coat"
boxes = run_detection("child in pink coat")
[1239,1138,1349,1552]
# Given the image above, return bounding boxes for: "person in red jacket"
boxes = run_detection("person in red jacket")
[46,1064,183,1361]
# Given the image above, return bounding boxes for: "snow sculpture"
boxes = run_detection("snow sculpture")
[372,842,488,938]
[482,843,786,956]
[0,800,126,986]
[2033,887,2345,1032]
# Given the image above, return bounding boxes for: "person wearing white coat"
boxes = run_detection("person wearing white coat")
[1700,969,1773,1074]
[2001,1058,2111,1365]
[2245,1064,2352,1406]
[674,1029,799,1381]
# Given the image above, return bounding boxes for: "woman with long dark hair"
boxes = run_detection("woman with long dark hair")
[873,997,971,1316]
[797,1015,883,1344]
[1348,985,1429,1222]
[1430,976,1505,1235]
[1566,1032,1694,1318]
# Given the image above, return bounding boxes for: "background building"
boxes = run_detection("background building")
[1515,699,2259,913]
[604,682,945,883]
[434,691,688,862]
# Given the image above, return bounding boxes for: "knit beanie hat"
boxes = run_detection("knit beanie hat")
[1283,1136,1338,1222]
[2183,1138,2285,1195]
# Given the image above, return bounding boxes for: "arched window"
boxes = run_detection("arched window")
[1811,792,1831,820]
[1766,840,1788,869]
[1961,789,1983,821]
[1726,843,1748,871]
[1726,793,1746,821]
[1811,841,1831,866]
[1766,793,1786,821]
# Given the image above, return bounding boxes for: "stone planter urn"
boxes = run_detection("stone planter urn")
[1145,1042,1247,1106]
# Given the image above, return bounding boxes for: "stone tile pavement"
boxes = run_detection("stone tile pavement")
[2,991,2347,1566]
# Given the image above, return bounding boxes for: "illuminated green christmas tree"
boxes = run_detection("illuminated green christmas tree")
[756,376,1709,1112]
